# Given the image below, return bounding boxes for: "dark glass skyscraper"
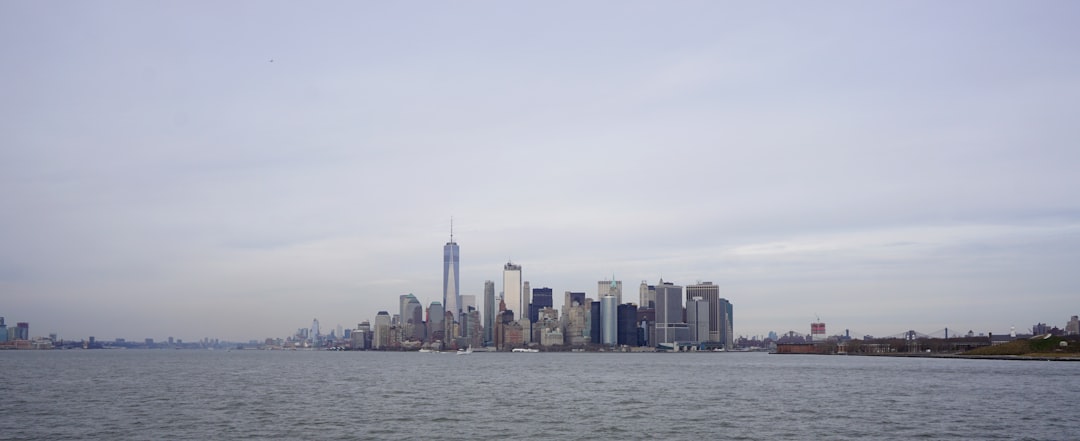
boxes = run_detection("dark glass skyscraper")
[528,287,553,322]
[483,280,495,346]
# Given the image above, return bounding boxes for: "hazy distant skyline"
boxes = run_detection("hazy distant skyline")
[2,2,1078,341]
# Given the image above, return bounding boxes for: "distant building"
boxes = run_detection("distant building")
[639,281,656,309]
[811,322,826,341]
[599,279,623,306]
[601,295,617,346]
[402,296,424,341]
[617,303,639,346]
[15,322,29,341]
[503,262,523,319]
[529,287,553,322]
[443,230,461,320]
[637,308,655,347]
[483,281,496,345]
[427,302,444,343]
[1067,316,1080,336]
[655,280,688,344]
[373,312,391,349]
[590,301,602,345]
[685,282,733,347]
[686,297,710,342]
[561,298,590,346]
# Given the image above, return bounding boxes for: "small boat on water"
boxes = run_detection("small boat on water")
[456,346,473,355]
[511,348,539,353]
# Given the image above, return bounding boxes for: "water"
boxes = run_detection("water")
[1,350,1077,440]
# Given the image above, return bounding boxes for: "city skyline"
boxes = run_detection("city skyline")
[3,3,1078,341]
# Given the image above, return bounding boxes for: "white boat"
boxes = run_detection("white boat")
[456,346,473,355]
[511,348,539,353]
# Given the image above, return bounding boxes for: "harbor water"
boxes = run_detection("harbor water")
[1,350,1077,440]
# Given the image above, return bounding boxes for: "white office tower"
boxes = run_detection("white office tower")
[503,262,523,319]
[639,280,656,309]
[601,294,618,346]
[373,312,391,349]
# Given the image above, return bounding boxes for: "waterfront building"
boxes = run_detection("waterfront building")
[1067,316,1079,336]
[637,307,655,347]
[639,281,656,309]
[15,322,28,341]
[483,281,496,345]
[617,303,639,346]
[373,312,391,349]
[464,308,482,348]
[443,228,461,319]
[0,317,6,343]
[427,302,445,343]
[599,279,623,306]
[503,262,523,319]
[541,328,564,347]
[561,296,587,348]
[444,311,457,346]
[533,307,560,344]
[402,296,424,341]
[522,281,532,320]
[461,295,476,315]
[685,282,719,342]
[590,301,602,344]
[655,280,688,344]
[529,287,553,322]
[811,322,826,341]
[564,291,586,311]
[601,295,617,346]
[687,297,710,342]
[721,298,733,348]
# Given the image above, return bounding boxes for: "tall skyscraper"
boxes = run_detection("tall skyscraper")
[483,280,495,345]
[401,295,424,341]
[686,282,721,342]
[655,280,687,344]
[639,281,656,309]
[720,298,733,349]
[427,301,445,342]
[601,294,617,346]
[503,262,522,318]
[522,281,532,318]
[599,279,623,305]
[687,297,710,342]
[529,287,553,322]
[443,223,460,318]
[373,312,390,349]
[617,303,639,346]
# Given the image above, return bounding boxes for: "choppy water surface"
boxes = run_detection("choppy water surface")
[1,350,1077,440]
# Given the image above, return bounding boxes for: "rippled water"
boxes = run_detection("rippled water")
[1,350,1077,440]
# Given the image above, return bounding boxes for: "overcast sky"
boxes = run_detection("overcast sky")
[2,2,1078,342]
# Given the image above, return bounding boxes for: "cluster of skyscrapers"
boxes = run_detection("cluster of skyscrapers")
[344,230,735,351]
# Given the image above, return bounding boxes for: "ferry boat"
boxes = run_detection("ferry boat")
[511,348,539,353]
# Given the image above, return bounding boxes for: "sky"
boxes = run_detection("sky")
[2,2,1078,342]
